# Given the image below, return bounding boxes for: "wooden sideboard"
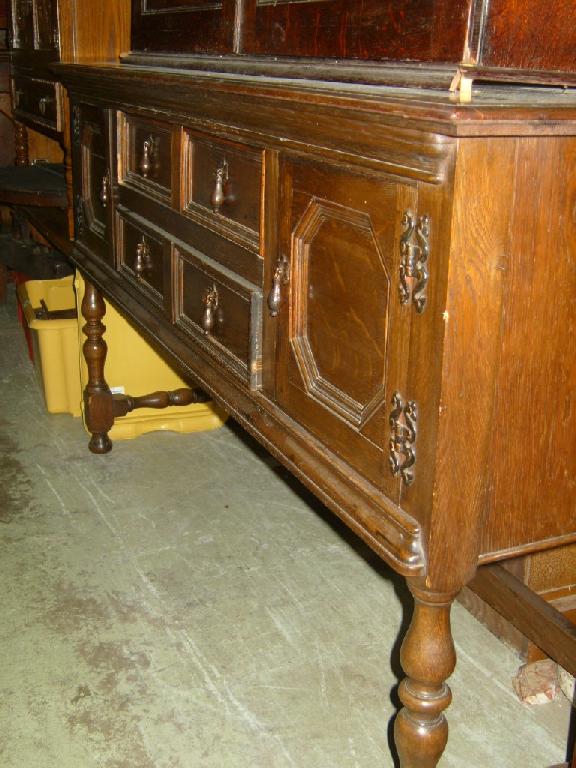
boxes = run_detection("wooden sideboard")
[56,57,576,766]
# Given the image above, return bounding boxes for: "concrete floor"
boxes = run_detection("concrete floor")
[0,287,573,768]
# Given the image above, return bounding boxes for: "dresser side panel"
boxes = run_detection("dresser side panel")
[482,135,576,556]
[426,137,516,590]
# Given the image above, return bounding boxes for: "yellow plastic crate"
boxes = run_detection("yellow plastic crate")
[74,273,227,440]
[18,276,83,416]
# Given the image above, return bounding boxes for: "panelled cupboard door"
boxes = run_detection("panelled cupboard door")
[245,0,470,62]
[272,158,416,501]
[131,0,237,55]
[72,104,113,266]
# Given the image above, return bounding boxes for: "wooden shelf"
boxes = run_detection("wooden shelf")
[0,163,67,207]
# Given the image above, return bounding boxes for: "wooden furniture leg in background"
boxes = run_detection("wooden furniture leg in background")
[81,280,114,454]
[80,279,212,454]
[394,585,458,768]
[470,564,576,767]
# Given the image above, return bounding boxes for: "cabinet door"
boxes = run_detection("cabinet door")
[271,158,417,500]
[131,0,237,55]
[244,0,470,62]
[72,104,113,266]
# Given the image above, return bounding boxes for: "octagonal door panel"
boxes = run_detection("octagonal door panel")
[274,159,416,500]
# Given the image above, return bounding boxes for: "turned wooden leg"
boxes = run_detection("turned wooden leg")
[394,585,458,768]
[81,280,114,454]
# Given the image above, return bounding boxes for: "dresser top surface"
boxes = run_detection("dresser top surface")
[56,62,576,138]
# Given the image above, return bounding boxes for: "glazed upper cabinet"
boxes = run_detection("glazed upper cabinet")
[128,0,576,85]
[10,0,58,53]
[131,0,237,56]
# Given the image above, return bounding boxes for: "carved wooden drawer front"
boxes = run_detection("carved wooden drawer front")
[175,245,262,389]
[116,207,170,311]
[271,158,418,499]
[72,104,112,266]
[183,132,262,247]
[13,76,60,131]
[119,113,174,203]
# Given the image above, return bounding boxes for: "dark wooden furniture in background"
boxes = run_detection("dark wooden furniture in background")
[7,0,130,246]
[463,543,576,665]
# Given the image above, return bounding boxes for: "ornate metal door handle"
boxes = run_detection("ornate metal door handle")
[38,95,53,116]
[100,174,108,208]
[134,235,151,278]
[210,160,228,213]
[389,391,418,486]
[399,212,430,313]
[267,255,290,317]
[202,285,219,334]
[139,136,156,178]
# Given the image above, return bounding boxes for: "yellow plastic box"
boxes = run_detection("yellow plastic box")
[18,274,226,438]
[74,273,227,440]
[18,276,83,416]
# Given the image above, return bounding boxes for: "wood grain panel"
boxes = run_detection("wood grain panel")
[426,138,516,590]
[481,0,576,74]
[244,0,471,61]
[57,0,131,63]
[483,136,576,556]
[131,0,237,55]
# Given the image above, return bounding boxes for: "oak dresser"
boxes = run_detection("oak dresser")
[55,2,576,765]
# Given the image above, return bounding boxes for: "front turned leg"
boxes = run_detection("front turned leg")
[81,280,114,454]
[394,585,458,768]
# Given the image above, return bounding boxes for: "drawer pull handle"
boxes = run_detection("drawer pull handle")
[139,136,156,178]
[134,235,151,279]
[267,255,290,317]
[38,95,53,116]
[100,175,108,208]
[210,160,228,213]
[202,285,219,334]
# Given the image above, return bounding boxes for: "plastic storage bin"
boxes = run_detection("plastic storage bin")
[17,276,83,416]
[74,273,227,440]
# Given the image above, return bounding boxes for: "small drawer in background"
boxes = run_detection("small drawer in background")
[119,112,174,203]
[13,76,61,132]
[183,132,262,246]
[175,244,262,389]
[116,207,171,312]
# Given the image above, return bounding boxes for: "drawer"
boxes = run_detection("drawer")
[119,113,174,203]
[116,207,171,312]
[175,245,262,389]
[183,132,262,244]
[119,181,263,286]
[13,76,61,132]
